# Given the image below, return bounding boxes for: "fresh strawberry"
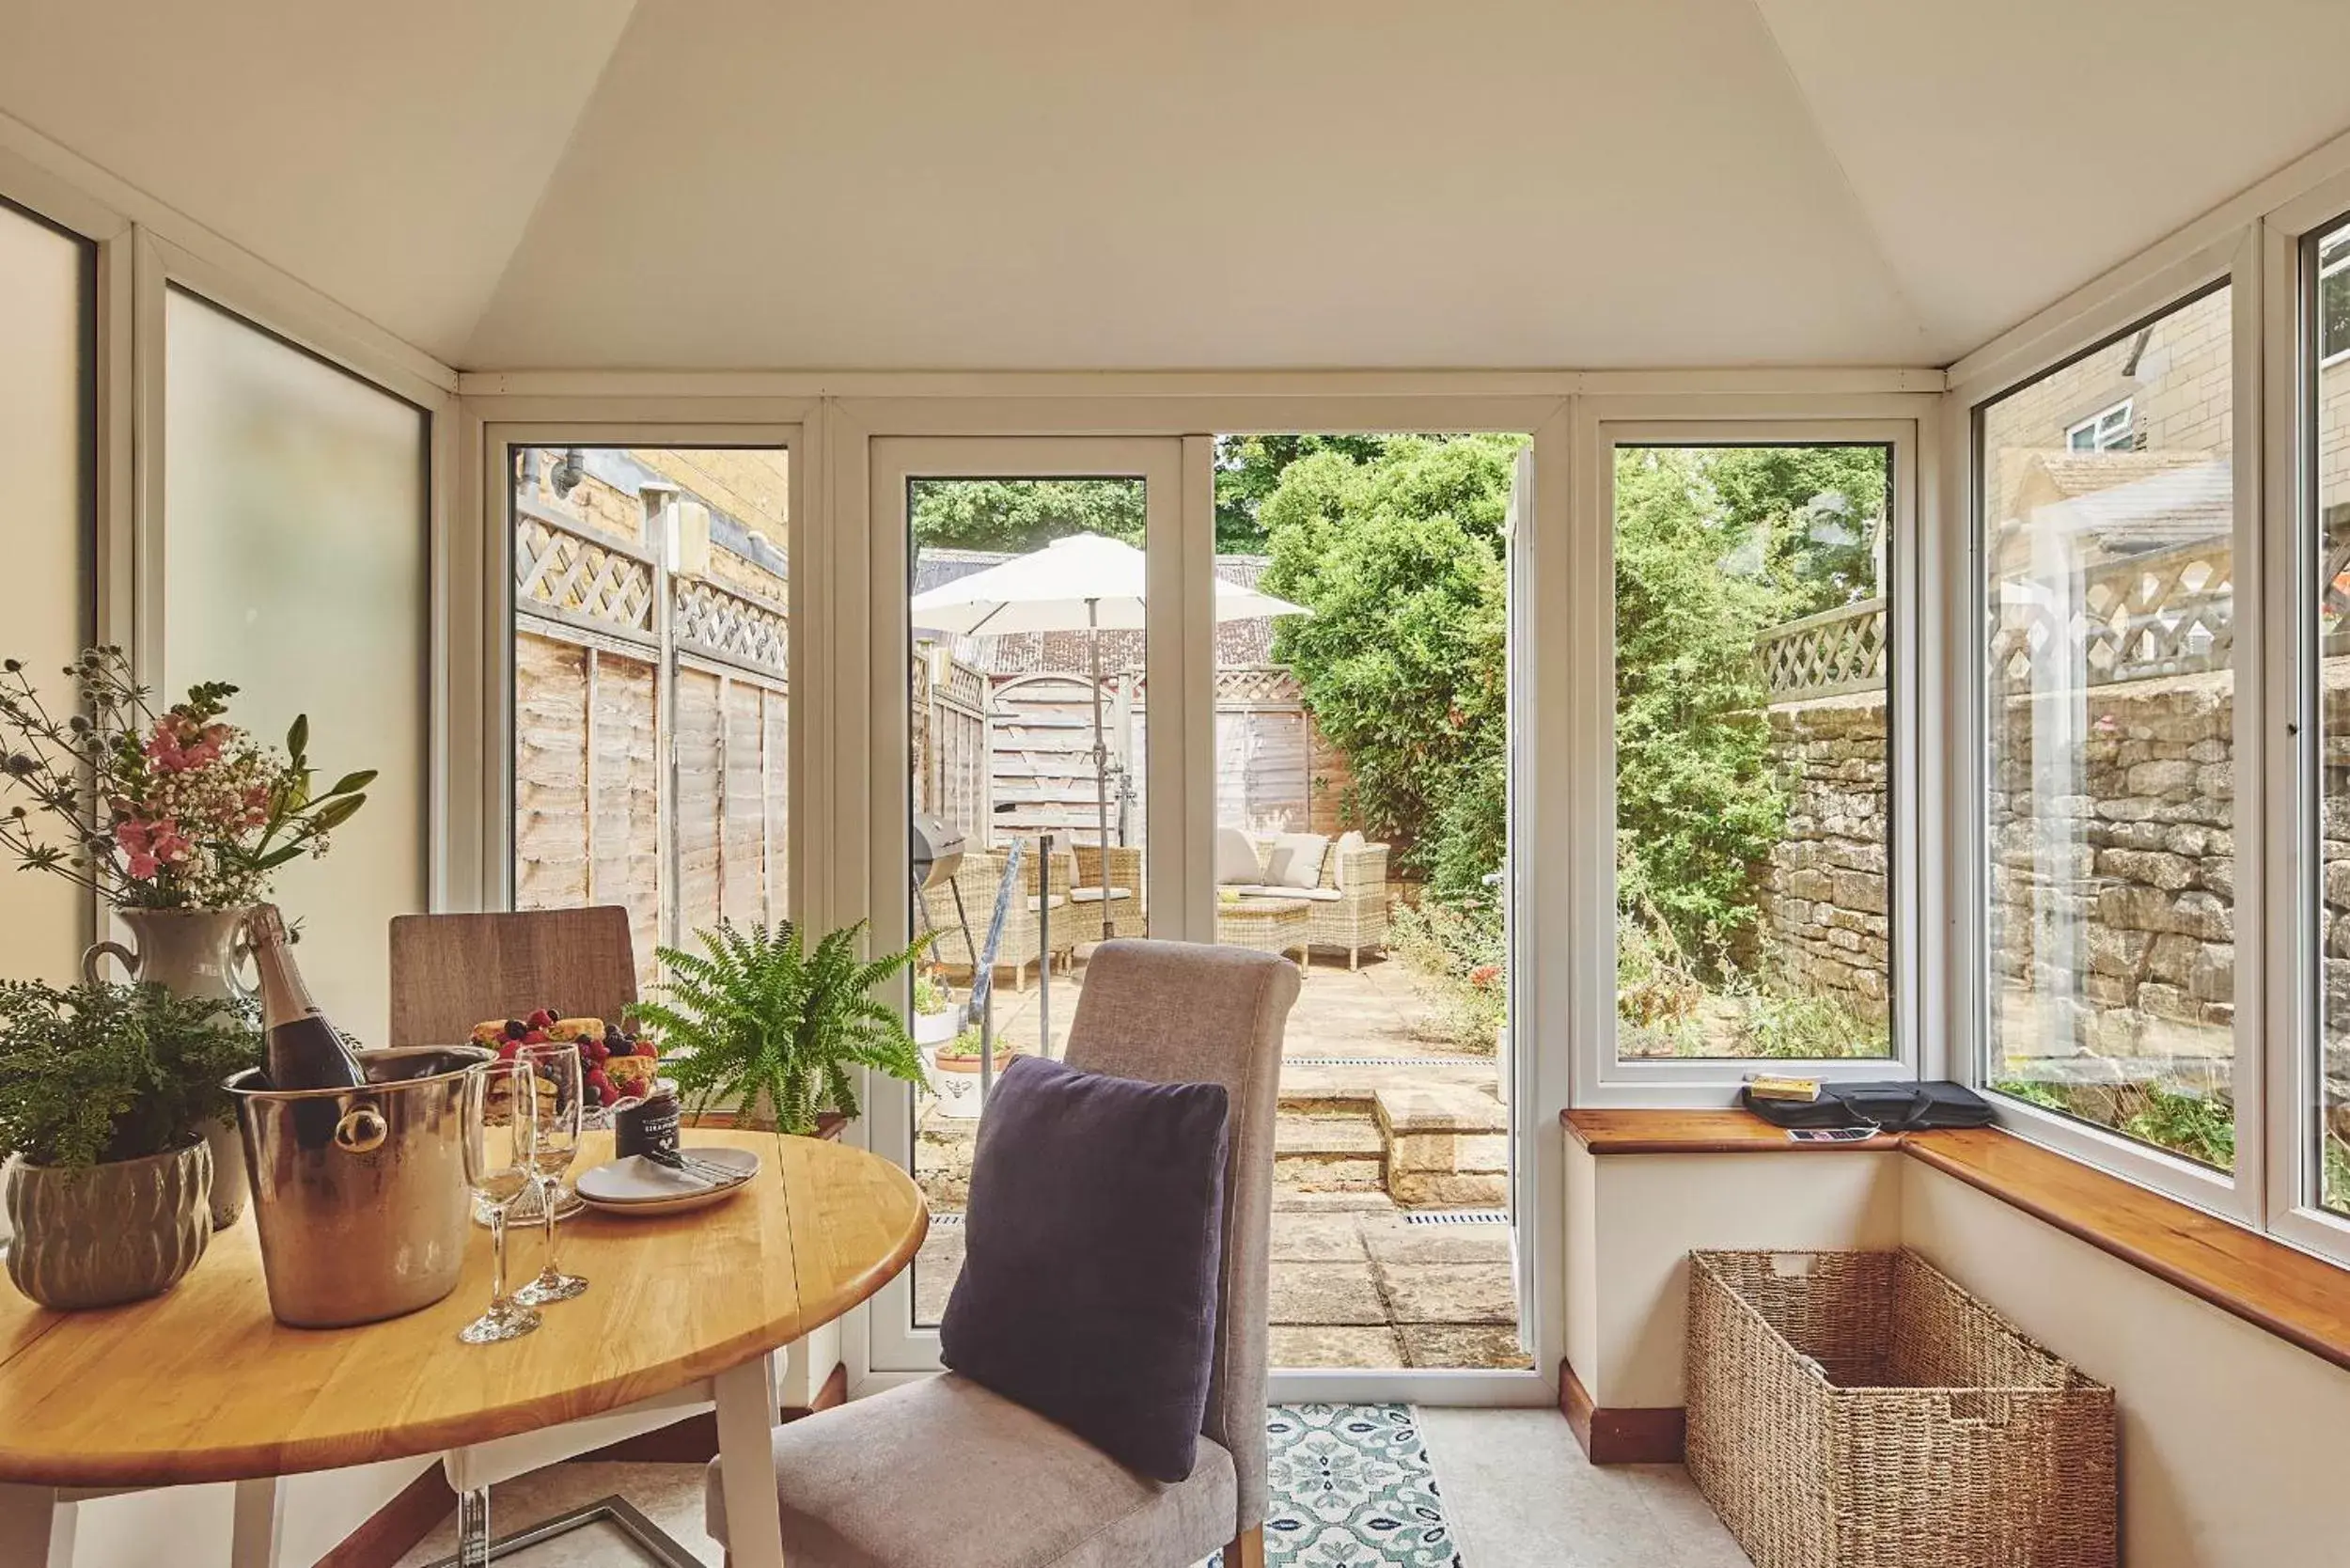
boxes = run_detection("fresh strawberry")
[522,1029,547,1044]
[528,1009,556,1029]
[495,1039,520,1061]
[634,1039,658,1058]
[588,1068,614,1101]
[587,1040,610,1063]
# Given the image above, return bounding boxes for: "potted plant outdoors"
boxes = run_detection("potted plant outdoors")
[634,919,933,1139]
[0,648,373,1228]
[912,969,961,1051]
[929,1024,1017,1121]
[0,979,260,1309]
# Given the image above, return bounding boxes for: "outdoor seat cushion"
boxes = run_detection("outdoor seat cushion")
[704,1371,1237,1568]
[1069,886,1133,902]
[1214,824,1263,885]
[939,1055,1230,1482]
[1264,832,1330,890]
[1230,885,1341,902]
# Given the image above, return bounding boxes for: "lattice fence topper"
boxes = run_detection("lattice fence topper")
[1755,597,1888,702]
[1215,665,1303,704]
[674,578,787,677]
[1988,537,2235,695]
[515,513,656,635]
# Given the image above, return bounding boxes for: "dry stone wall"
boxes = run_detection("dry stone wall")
[1760,693,1891,1021]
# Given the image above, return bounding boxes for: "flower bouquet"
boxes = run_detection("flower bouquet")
[0,648,372,911]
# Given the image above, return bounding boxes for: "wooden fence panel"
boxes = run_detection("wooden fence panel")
[589,651,662,984]
[515,633,590,911]
[674,667,725,944]
[1216,707,1308,831]
[763,686,790,923]
[723,676,768,924]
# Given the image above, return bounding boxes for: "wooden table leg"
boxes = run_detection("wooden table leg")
[230,1477,285,1568]
[0,1485,75,1568]
[714,1354,786,1568]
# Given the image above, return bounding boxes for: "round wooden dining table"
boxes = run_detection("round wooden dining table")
[0,1128,927,1568]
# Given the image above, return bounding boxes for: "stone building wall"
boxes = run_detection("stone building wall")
[1760,693,1891,1019]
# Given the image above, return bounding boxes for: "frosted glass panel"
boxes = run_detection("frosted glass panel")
[0,203,91,983]
[164,289,426,1041]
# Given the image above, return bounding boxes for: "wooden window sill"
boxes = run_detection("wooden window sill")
[1562,1109,2350,1375]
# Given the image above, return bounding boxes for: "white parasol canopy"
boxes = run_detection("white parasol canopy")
[909,531,1308,635]
[910,530,1309,948]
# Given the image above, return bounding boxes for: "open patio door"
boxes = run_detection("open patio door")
[865,436,1192,1376]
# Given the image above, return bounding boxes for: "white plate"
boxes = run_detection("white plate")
[575,1147,760,1216]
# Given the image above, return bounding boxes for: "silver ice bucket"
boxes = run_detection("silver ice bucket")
[228,1045,491,1328]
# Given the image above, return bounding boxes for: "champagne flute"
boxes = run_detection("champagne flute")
[458,1059,542,1344]
[514,1042,588,1306]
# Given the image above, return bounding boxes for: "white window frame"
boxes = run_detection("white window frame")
[1957,249,2263,1228]
[1568,405,1935,1107]
[2317,228,2350,369]
[2260,173,2350,1266]
[2064,398,2135,451]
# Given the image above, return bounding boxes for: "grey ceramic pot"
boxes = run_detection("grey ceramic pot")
[3,1142,212,1309]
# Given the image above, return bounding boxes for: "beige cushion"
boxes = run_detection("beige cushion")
[705,1372,1237,1568]
[1229,886,1339,902]
[1265,832,1329,890]
[1069,886,1133,903]
[1214,825,1261,886]
[1333,830,1367,889]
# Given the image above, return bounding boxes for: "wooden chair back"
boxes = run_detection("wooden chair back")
[387,907,638,1046]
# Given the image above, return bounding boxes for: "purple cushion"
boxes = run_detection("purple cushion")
[938,1054,1230,1482]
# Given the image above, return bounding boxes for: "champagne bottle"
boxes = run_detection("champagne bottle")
[249,904,367,1092]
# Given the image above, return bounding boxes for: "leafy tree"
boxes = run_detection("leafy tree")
[1704,445,1888,619]
[1610,448,1790,965]
[908,479,1144,553]
[1258,436,1520,905]
[1214,434,1389,552]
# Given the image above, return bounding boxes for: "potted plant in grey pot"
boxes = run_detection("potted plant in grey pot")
[0,979,260,1309]
[634,919,933,1138]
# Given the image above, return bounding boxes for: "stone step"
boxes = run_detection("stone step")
[1375,1084,1511,1208]
[1276,1108,1386,1194]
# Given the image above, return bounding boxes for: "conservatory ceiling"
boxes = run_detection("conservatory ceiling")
[7,0,2350,372]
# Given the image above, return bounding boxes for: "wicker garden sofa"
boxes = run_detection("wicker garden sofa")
[920,840,1142,989]
[1219,828,1390,968]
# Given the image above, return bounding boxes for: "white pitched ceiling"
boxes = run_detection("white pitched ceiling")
[1748,0,2350,360]
[8,0,2350,371]
[0,0,636,362]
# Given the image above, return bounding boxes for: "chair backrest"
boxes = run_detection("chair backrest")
[1061,939,1300,1529]
[386,907,638,1047]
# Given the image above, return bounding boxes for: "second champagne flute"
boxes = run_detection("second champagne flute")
[457,1059,541,1344]
[514,1042,588,1305]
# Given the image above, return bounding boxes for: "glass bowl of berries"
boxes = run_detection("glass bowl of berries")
[468,1009,663,1129]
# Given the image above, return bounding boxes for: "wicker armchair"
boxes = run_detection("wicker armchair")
[1071,843,1145,941]
[919,846,1076,993]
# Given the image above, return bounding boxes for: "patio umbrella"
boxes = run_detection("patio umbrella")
[911,532,1308,941]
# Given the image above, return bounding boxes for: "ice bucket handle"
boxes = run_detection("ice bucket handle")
[334,1105,389,1153]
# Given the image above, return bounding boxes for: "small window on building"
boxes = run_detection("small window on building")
[2064,400,2134,452]
[2320,231,2350,366]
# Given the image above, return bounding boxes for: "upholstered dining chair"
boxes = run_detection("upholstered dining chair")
[385,905,638,1046]
[704,938,1302,1568]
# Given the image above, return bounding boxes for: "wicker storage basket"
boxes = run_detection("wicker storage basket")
[1685,1249,2116,1568]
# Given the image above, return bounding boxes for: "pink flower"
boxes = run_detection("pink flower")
[1467,964,1502,990]
[114,820,160,881]
[144,716,224,773]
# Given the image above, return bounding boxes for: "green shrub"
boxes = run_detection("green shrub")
[0,980,259,1168]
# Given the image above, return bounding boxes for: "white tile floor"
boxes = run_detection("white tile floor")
[394,1407,1752,1567]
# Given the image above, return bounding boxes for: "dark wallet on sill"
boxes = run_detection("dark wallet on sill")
[1739,1079,1997,1132]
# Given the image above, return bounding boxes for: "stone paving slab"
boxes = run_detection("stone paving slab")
[1268,1325,1407,1369]
[1378,1261,1522,1325]
[1269,1210,1373,1262]
[1400,1324,1534,1370]
[1268,1259,1389,1325]
[1360,1215,1514,1267]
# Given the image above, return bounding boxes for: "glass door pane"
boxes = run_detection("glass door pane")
[869,438,1183,1373]
[506,445,792,993]
[908,475,1156,1326]
[1208,433,1531,1375]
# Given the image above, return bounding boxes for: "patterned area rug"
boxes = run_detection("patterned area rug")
[1206,1404,1462,1568]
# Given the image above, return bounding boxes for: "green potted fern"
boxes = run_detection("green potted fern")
[634,919,933,1137]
